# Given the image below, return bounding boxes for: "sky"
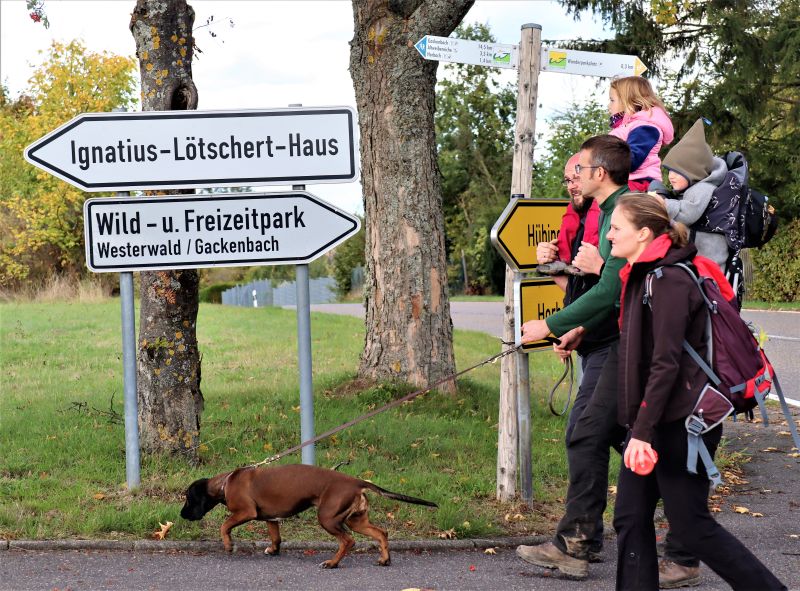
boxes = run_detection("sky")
[0,0,613,214]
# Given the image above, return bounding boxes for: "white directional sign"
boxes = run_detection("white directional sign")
[25,107,359,192]
[83,191,360,272]
[540,46,648,78]
[415,35,518,69]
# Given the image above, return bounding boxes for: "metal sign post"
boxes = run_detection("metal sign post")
[119,269,141,489]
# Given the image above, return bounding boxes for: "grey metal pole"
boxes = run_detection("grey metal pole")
[120,270,141,489]
[289,101,315,465]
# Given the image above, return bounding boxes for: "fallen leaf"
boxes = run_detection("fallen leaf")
[788,453,800,458]
[711,507,722,513]
[733,506,750,514]
[751,512,764,518]
[608,485,618,495]
[93,493,106,500]
[152,521,173,540]
[386,512,395,521]
[484,548,497,555]
[778,431,792,436]
[439,528,457,540]
[790,535,799,539]
[761,447,779,453]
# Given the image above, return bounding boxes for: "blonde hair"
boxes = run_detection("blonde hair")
[616,192,689,247]
[610,76,665,114]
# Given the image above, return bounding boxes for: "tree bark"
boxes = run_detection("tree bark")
[130,0,203,458]
[350,0,473,392]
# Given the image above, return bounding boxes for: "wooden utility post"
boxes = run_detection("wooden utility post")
[497,23,541,503]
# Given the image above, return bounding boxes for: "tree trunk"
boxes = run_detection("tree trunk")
[349,0,473,392]
[130,0,203,458]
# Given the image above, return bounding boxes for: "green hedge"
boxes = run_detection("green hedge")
[747,219,800,302]
[199,281,238,304]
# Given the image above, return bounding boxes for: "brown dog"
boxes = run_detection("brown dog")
[180,464,437,568]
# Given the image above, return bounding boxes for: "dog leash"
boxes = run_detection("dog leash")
[251,342,523,467]
[547,354,574,417]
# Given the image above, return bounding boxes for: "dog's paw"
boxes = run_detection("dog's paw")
[265,547,280,556]
[320,560,339,569]
[377,558,391,567]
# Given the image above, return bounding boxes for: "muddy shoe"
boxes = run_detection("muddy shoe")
[659,559,701,589]
[536,261,568,275]
[516,542,589,579]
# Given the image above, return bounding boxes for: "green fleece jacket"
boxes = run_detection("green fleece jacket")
[546,185,627,337]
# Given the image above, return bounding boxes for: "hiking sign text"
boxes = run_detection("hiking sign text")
[415,35,518,69]
[491,198,569,272]
[515,278,566,352]
[24,107,358,191]
[83,191,360,272]
[541,47,648,78]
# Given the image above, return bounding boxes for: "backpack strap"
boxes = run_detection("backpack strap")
[685,414,723,489]
[771,372,800,451]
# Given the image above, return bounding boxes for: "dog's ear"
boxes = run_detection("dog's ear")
[180,478,216,520]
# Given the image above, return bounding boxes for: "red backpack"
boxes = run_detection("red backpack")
[645,257,800,486]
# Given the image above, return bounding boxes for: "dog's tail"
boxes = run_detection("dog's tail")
[363,482,438,508]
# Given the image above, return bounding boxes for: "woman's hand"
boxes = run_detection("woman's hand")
[624,437,658,471]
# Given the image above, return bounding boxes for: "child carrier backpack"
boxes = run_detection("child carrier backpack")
[694,151,779,308]
[644,259,800,487]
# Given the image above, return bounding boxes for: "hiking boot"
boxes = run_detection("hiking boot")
[536,261,568,276]
[659,559,701,589]
[588,548,604,563]
[516,541,589,579]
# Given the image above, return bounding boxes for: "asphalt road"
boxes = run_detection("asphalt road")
[301,302,800,403]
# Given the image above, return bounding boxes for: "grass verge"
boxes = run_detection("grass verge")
[1,300,593,543]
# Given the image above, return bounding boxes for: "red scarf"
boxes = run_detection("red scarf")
[618,234,736,329]
[555,200,601,263]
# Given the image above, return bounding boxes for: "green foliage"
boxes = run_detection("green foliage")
[198,281,238,304]
[244,256,331,284]
[436,23,516,294]
[1,300,575,540]
[747,219,800,303]
[532,99,609,199]
[0,41,137,287]
[559,0,800,221]
[331,221,365,296]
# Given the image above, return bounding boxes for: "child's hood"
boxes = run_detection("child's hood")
[621,106,674,145]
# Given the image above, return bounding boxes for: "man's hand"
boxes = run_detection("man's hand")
[572,241,603,276]
[537,239,559,265]
[520,319,551,344]
[553,326,585,360]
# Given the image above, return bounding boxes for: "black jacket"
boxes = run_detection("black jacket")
[618,240,709,442]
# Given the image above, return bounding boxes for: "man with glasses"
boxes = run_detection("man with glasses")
[517,135,700,588]
[516,134,629,580]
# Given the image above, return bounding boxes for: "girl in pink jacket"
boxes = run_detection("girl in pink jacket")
[608,77,674,192]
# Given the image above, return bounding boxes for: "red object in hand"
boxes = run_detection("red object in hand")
[631,449,658,475]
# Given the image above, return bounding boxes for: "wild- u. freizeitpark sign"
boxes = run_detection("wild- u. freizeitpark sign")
[83,191,361,272]
[24,107,358,191]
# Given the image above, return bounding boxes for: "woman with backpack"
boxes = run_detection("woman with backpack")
[607,192,786,591]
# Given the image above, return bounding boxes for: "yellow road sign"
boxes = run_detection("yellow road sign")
[491,198,568,272]
[514,277,566,352]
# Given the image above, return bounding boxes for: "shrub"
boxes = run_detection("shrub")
[199,282,238,304]
[747,219,800,302]
[332,221,365,297]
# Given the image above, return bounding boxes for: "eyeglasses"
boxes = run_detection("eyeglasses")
[575,164,601,175]
[561,177,580,186]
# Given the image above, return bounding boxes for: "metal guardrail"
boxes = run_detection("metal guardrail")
[221,277,337,307]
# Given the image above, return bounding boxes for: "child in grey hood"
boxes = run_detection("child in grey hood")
[648,118,730,271]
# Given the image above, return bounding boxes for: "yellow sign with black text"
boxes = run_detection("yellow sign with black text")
[491,198,569,272]
[514,277,566,352]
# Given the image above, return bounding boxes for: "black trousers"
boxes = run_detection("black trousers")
[563,343,613,552]
[614,420,786,591]
[553,342,695,564]
[554,342,627,558]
